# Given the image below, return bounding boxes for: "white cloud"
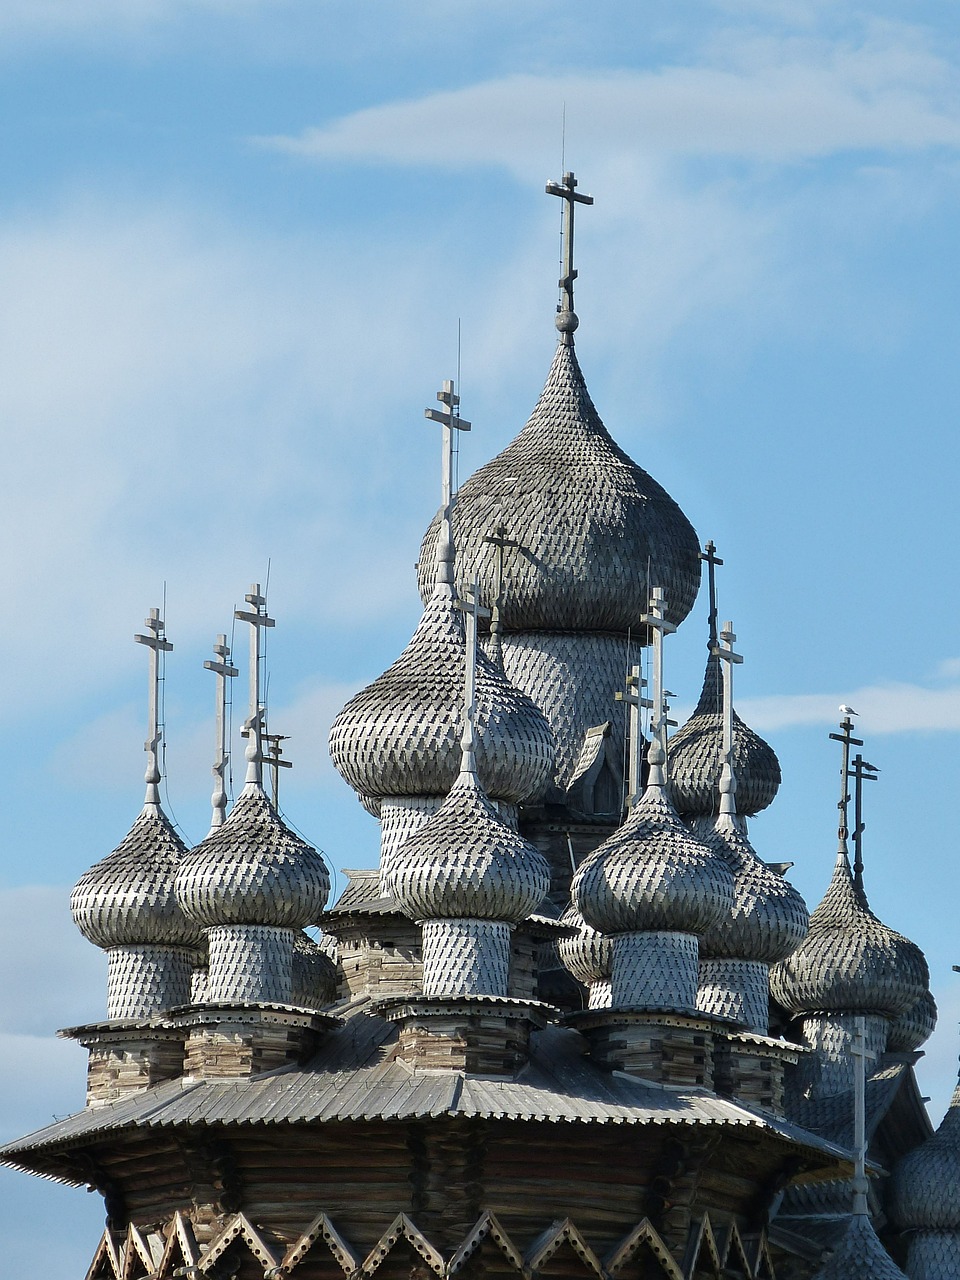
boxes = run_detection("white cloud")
[739,678,960,733]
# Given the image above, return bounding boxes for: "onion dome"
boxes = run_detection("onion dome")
[72,805,202,950]
[557,903,611,987]
[890,1071,960,1231]
[888,988,938,1053]
[291,931,339,1008]
[811,1215,907,1280]
[770,849,927,1020]
[699,819,808,963]
[668,654,781,819]
[572,751,734,937]
[391,771,550,923]
[329,584,555,804]
[175,784,330,929]
[417,340,700,634]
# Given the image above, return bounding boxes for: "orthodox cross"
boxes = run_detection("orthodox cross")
[263,730,292,810]
[829,715,863,845]
[700,540,724,651]
[482,518,521,669]
[851,1016,876,1215]
[455,576,492,774]
[234,584,275,787]
[848,752,879,894]
[714,620,744,817]
[134,608,173,808]
[424,379,471,589]
[640,586,677,760]
[545,171,593,337]
[615,664,652,808]
[203,633,238,831]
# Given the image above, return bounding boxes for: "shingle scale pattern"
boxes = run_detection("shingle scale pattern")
[668,654,781,819]
[891,1074,960,1231]
[416,340,701,634]
[175,786,330,929]
[72,805,202,949]
[557,903,611,987]
[810,1214,907,1280]
[888,988,937,1052]
[770,850,927,1020]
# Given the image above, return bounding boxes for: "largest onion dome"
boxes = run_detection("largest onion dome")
[72,804,202,950]
[391,769,550,923]
[890,1068,960,1231]
[572,746,735,937]
[329,582,555,805]
[770,849,927,1019]
[175,784,330,929]
[699,817,808,964]
[417,340,701,634]
[668,653,781,820]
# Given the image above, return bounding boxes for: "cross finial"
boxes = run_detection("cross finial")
[424,379,471,591]
[829,715,864,849]
[262,729,292,810]
[203,633,238,831]
[714,619,744,820]
[848,752,880,894]
[699,540,724,649]
[545,171,594,343]
[615,665,652,808]
[482,517,521,671]
[134,608,173,808]
[851,1016,876,1216]
[639,586,677,786]
[454,575,492,778]
[234,583,276,788]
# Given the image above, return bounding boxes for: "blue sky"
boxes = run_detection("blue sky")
[2,3,960,1270]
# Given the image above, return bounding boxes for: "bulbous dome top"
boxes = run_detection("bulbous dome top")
[811,1214,907,1280]
[770,850,927,1019]
[417,342,700,634]
[391,772,550,923]
[887,988,938,1053]
[572,780,735,937]
[175,785,330,929]
[72,804,202,950]
[329,583,555,804]
[699,818,809,964]
[668,654,781,818]
[557,902,612,986]
[891,1073,960,1230]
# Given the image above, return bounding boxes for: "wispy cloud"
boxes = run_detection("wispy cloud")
[740,678,960,733]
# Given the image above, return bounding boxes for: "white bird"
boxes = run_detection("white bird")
[839,704,858,716]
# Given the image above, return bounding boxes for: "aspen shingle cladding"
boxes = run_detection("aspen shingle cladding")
[891,1074,960,1231]
[809,1214,908,1280]
[416,340,701,635]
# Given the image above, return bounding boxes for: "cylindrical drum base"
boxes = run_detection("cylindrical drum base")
[697,958,769,1033]
[379,797,443,897]
[106,945,193,1020]
[800,1011,889,1095]
[612,931,699,1012]
[205,925,295,1005]
[589,978,612,1009]
[421,919,512,998]
[906,1233,960,1279]
[190,965,208,1004]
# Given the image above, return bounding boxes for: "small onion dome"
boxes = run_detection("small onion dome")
[699,819,808,964]
[329,585,555,803]
[811,1215,907,1280]
[770,849,927,1020]
[391,772,550,922]
[175,785,330,929]
[890,1075,960,1230]
[572,782,735,937]
[668,654,781,819]
[291,931,338,1008]
[888,988,938,1053]
[417,341,700,634]
[557,902,611,986]
[72,805,202,950]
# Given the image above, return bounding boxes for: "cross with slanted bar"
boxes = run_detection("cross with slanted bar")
[829,716,863,844]
[425,379,471,590]
[615,665,652,808]
[714,620,744,814]
[640,586,677,758]
[134,608,173,808]
[235,584,275,787]
[263,731,292,810]
[483,518,521,668]
[203,633,238,831]
[455,577,492,773]
[700,540,724,649]
[848,752,879,894]
[545,171,593,334]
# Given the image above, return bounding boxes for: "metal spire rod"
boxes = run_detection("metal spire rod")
[545,170,593,342]
[615,664,652,809]
[235,583,275,788]
[134,608,173,809]
[203,633,238,831]
[848,752,880,894]
[424,379,471,590]
[714,619,744,819]
[700,540,724,650]
[454,575,491,777]
[639,586,677,784]
[829,715,863,848]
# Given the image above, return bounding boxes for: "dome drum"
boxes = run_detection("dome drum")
[797,1012,890,1097]
[611,930,700,1013]
[697,958,769,1034]
[379,796,444,897]
[205,924,296,1005]
[105,944,194,1021]
[421,919,513,998]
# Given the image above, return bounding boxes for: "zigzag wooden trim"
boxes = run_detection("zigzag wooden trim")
[605,1218,683,1280]
[199,1213,282,1273]
[682,1214,723,1278]
[447,1209,525,1275]
[156,1211,200,1278]
[360,1212,445,1277]
[747,1231,776,1280]
[282,1211,360,1275]
[85,1230,123,1280]
[524,1218,605,1278]
[717,1220,752,1277]
[121,1223,158,1279]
